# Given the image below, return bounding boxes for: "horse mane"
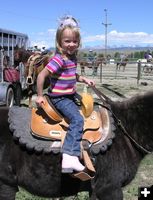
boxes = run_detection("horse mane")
[14,47,32,67]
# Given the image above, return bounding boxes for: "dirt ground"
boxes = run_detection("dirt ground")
[77,63,153,98]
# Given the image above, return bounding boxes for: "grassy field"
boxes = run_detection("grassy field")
[123,154,153,200]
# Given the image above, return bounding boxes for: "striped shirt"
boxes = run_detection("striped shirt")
[46,53,77,97]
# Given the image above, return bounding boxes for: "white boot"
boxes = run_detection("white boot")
[62,153,85,173]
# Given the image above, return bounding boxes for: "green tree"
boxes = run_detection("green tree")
[114,52,120,58]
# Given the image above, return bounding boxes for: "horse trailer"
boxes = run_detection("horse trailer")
[0,28,29,107]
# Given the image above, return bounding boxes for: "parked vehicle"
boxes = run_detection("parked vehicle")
[0,28,29,107]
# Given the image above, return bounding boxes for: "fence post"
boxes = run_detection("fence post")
[137,61,141,85]
[100,63,102,83]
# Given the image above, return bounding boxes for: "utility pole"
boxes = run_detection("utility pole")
[102,9,112,60]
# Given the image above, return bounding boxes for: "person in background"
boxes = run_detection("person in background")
[35,15,95,173]
[144,50,153,62]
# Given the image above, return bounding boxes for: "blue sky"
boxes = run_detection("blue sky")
[1,0,153,49]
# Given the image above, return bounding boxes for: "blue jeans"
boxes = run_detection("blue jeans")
[50,94,84,157]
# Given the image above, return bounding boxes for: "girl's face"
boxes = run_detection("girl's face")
[61,28,79,55]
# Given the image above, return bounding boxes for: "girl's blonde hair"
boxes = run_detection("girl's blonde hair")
[55,16,81,55]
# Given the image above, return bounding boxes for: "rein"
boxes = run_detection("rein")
[90,85,152,155]
[117,120,152,154]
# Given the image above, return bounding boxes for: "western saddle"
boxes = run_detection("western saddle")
[31,93,111,181]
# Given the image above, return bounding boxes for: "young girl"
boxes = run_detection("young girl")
[36,16,95,173]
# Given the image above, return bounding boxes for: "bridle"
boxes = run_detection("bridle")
[90,85,152,155]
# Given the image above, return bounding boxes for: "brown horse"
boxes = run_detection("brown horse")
[116,58,128,72]
[14,47,32,64]
[14,47,54,106]
[92,58,105,76]
[79,60,93,75]
[14,47,32,75]
[79,57,105,76]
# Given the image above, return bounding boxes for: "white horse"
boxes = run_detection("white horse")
[137,58,153,72]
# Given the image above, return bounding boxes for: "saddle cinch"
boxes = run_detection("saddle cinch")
[31,94,110,181]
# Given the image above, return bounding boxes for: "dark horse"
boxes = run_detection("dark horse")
[14,47,32,76]
[0,90,153,200]
[14,47,53,81]
[116,58,128,72]
[79,57,105,76]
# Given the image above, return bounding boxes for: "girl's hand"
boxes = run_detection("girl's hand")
[76,74,95,86]
[83,77,95,86]
[35,96,46,107]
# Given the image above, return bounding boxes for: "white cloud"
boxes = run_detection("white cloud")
[83,34,105,42]
[29,29,153,49]
[82,30,153,47]
[108,30,153,43]
[29,28,56,49]
[47,29,56,34]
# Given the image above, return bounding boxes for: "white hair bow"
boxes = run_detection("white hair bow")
[58,15,79,29]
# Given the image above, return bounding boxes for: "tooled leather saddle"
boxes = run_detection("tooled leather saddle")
[30,94,113,181]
